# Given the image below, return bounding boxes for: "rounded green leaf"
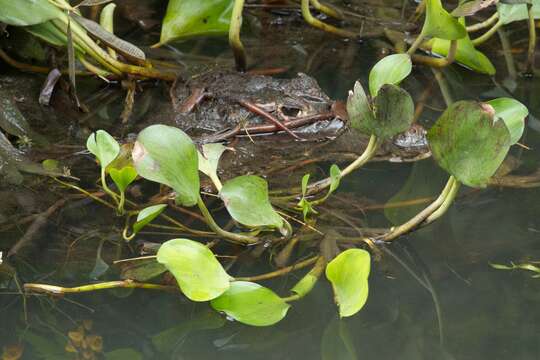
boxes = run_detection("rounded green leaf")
[347,83,414,139]
[0,0,62,26]
[424,0,467,40]
[132,125,200,207]
[157,238,230,301]
[487,97,528,144]
[369,54,412,97]
[427,101,512,187]
[211,281,291,326]
[86,130,120,170]
[220,175,283,229]
[347,81,376,135]
[133,204,167,235]
[159,0,233,45]
[373,84,415,139]
[326,249,371,318]
[109,166,137,193]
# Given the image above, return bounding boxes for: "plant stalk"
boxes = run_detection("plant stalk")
[472,19,503,46]
[380,176,456,242]
[526,3,537,74]
[197,195,259,244]
[301,0,358,38]
[229,0,247,71]
[24,280,177,295]
[306,134,381,196]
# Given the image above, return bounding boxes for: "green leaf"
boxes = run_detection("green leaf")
[301,173,310,196]
[211,281,290,326]
[430,17,496,75]
[109,166,137,193]
[0,0,63,26]
[347,81,376,135]
[157,238,230,301]
[424,0,467,40]
[328,164,341,194]
[86,130,120,170]
[133,204,167,235]
[159,0,234,45]
[427,101,512,187]
[326,249,371,318]
[220,175,283,229]
[198,143,228,190]
[372,84,415,139]
[487,97,528,144]
[368,54,412,97]
[347,82,414,139]
[497,2,540,24]
[132,125,200,207]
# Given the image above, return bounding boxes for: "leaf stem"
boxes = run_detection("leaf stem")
[301,0,358,38]
[196,195,259,244]
[281,256,326,302]
[306,135,381,196]
[380,176,457,242]
[466,12,499,33]
[472,19,503,46]
[235,256,320,281]
[407,28,426,55]
[229,0,247,71]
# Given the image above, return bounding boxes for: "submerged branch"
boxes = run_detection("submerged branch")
[24,280,178,295]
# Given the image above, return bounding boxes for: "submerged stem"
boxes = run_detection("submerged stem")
[24,280,177,295]
[380,176,457,242]
[196,195,259,244]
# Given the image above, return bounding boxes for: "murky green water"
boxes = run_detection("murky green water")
[2,5,540,359]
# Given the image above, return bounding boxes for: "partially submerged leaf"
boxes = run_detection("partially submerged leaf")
[157,238,230,301]
[368,54,412,97]
[86,130,120,170]
[211,281,290,326]
[424,0,467,40]
[133,125,200,207]
[427,101,512,187]
[487,97,528,144]
[220,175,283,229]
[120,259,167,282]
[159,0,234,45]
[133,204,167,235]
[326,249,371,317]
